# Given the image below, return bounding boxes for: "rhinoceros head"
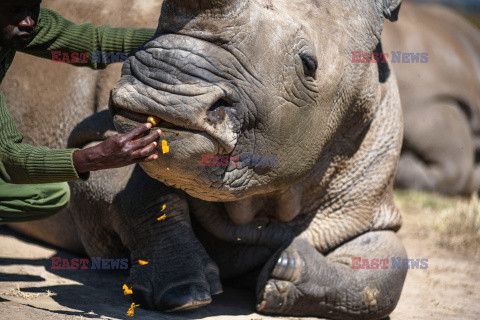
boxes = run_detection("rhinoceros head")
[109,0,402,202]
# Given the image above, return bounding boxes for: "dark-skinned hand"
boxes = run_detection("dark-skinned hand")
[73,123,162,174]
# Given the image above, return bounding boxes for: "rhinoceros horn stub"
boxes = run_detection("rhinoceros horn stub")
[164,0,245,17]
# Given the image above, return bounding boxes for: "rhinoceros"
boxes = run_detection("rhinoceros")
[3,0,408,318]
[383,1,480,195]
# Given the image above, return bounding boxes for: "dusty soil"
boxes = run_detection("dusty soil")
[1,192,479,320]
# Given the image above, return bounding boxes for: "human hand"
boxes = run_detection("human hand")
[73,123,162,174]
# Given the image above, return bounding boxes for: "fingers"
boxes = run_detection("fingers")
[135,154,159,163]
[130,129,162,150]
[124,123,153,140]
[131,142,158,159]
[131,154,159,165]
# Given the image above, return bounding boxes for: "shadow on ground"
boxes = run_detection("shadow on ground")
[0,225,270,320]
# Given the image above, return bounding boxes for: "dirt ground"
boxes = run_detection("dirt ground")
[1,191,479,320]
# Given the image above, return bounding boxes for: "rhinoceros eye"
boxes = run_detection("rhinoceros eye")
[300,53,318,79]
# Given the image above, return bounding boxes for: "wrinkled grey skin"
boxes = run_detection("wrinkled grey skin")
[384,1,480,195]
[5,0,408,318]
[108,0,407,318]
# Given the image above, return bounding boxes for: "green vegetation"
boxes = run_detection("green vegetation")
[464,13,480,28]
[394,190,480,257]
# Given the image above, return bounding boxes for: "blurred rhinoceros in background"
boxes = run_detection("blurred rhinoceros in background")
[2,0,409,319]
[384,1,480,195]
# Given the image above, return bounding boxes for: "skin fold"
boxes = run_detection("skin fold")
[5,0,408,319]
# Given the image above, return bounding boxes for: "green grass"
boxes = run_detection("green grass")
[394,189,460,211]
[464,13,480,28]
[394,190,480,256]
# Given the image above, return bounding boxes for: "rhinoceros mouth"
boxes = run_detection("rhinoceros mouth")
[110,103,230,155]
[112,107,195,134]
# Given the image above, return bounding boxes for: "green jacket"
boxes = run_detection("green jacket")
[0,8,155,184]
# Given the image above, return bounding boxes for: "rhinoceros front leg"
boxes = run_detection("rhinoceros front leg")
[68,112,222,311]
[112,168,222,311]
[256,231,407,320]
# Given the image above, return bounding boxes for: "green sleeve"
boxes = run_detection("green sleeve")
[0,94,87,184]
[21,8,156,70]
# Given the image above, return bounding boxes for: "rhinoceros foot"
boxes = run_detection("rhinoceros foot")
[256,239,304,316]
[126,235,222,312]
[256,232,407,319]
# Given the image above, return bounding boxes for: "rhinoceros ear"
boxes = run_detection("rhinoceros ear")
[381,0,402,22]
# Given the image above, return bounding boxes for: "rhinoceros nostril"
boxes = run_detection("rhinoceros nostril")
[206,100,228,124]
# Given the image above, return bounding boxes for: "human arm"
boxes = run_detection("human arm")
[0,94,161,184]
[0,93,84,184]
[20,8,156,70]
